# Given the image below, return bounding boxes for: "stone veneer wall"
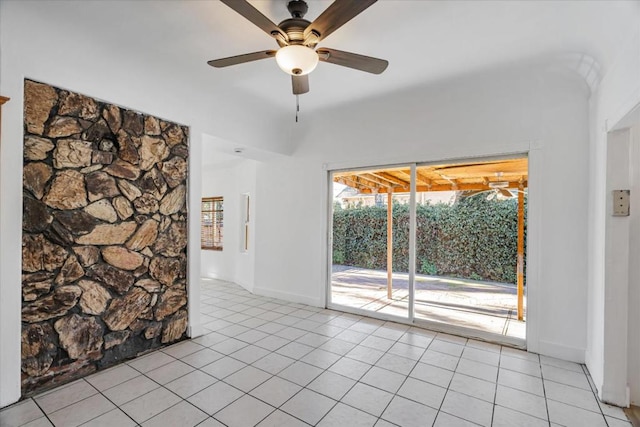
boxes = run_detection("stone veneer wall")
[21,80,189,395]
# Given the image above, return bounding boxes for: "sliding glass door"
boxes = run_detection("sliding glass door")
[328,157,528,345]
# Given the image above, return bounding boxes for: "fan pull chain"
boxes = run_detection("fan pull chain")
[295,95,300,122]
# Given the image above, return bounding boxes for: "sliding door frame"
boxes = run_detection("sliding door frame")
[325,151,534,349]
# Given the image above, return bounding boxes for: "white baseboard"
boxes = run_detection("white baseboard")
[600,384,631,408]
[187,323,205,339]
[538,339,586,363]
[253,286,323,308]
[202,273,235,283]
[235,280,254,294]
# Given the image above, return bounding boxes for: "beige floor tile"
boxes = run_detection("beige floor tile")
[145,360,194,385]
[80,408,136,427]
[342,383,393,417]
[317,402,377,427]
[256,409,308,427]
[224,365,272,392]
[281,389,336,425]
[85,364,140,391]
[141,401,208,427]
[165,370,217,398]
[102,375,160,406]
[48,394,115,427]
[35,380,97,414]
[307,371,356,401]
[381,396,438,427]
[20,417,54,427]
[214,394,275,427]
[187,381,243,415]
[440,390,493,426]
[0,399,44,427]
[250,376,302,407]
[120,387,181,424]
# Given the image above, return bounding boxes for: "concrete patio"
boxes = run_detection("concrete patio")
[330,266,526,341]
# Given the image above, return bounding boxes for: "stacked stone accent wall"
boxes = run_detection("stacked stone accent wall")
[21,80,189,395]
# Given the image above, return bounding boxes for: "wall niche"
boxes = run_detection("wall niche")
[21,79,189,395]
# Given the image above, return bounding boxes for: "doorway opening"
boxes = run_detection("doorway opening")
[328,156,528,345]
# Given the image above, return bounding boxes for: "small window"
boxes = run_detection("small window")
[202,197,223,250]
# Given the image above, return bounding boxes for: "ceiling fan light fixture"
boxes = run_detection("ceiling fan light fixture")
[488,181,509,189]
[275,45,318,76]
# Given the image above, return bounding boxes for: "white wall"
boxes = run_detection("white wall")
[252,65,591,362]
[201,159,257,290]
[586,26,640,406]
[628,113,640,405]
[253,156,326,306]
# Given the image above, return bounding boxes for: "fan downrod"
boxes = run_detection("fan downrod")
[287,0,308,19]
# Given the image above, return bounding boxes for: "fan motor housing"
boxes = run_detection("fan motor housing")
[277,18,312,47]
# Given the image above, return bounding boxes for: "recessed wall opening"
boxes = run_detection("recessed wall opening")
[328,156,528,346]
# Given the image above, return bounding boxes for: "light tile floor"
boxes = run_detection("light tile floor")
[1,278,633,427]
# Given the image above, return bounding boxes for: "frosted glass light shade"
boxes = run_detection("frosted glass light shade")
[275,45,319,76]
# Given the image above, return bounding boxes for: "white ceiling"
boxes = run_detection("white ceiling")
[9,0,638,159]
[164,0,639,112]
[36,0,638,115]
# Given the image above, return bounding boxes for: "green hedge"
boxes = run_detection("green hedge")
[332,196,526,284]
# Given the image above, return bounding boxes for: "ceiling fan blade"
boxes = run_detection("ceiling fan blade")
[304,0,377,43]
[220,0,286,40]
[317,48,388,74]
[292,74,309,95]
[207,50,276,68]
[498,188,514,198]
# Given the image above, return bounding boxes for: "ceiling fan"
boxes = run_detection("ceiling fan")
[465,182,527,200]
[208,0,389,96]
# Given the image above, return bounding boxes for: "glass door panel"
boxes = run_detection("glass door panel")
[329,166,411,320]
[412,158,527,342]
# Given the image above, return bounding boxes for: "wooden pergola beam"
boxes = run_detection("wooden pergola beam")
[334,177,377,192]
[353,175,381,188]
[387,190,393,299]
[416,171,433,188]
[368,172,404,187]
[517,184,525,320]
[357,173,394,189]
[373,172,409,187]
[352,181,528,194]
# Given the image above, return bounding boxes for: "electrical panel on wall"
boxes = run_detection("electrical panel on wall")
[612,190,630,216]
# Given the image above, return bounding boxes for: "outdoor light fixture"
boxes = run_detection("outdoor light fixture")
[489,181,509,189]
[275,45,319,76]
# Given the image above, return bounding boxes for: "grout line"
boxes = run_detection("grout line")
[27,397,56,427]
[77,379,140,427]
[490,348,502,427]
[582,363,616,427]
[536,351,553,427]
[428,334,457,427]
